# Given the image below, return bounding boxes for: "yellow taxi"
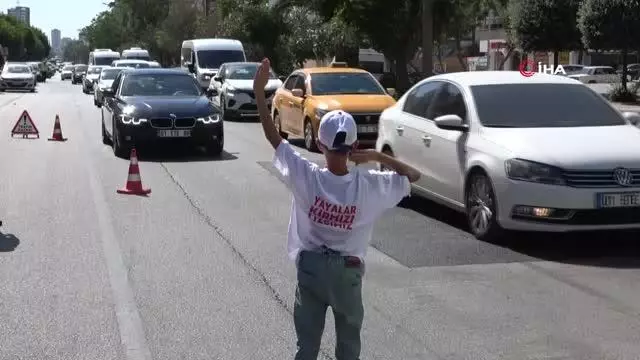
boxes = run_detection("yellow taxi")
[271,62,396,151]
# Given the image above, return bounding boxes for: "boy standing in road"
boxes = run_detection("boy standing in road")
[253,58,420,360]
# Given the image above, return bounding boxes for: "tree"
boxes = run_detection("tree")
[62,40,89,63]
[578,0,640,89]
[0,14,50,61]
[217,0,292,73]
[509,0,582,66]
[283,7,346,68]
[279,0,421,92]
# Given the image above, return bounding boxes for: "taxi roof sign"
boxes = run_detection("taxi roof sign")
[329,61,348,68]
[11,110,39,138]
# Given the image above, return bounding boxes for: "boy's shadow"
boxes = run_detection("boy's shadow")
[0,228,20,252]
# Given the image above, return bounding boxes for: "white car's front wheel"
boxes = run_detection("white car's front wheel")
[465,171,505,243]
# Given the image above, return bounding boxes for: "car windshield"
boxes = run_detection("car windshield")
[117,62,150,69]
[196,50,245,69]
[7,66,30,73]
[88,67,103,74]
[310,72,385,95]
[75,65,88,72]
[120,74,201,97]
[94,56,119,66]
[63,65,73,70]
[124,55,150,61]
[470,83,626,128]
[100,69,123,80]
[227,64,276,80]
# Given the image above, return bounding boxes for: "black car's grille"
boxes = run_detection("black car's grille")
[174,118,196,128]
[563,169,640,188]
[149,117,195,128]
[150,118,173,128]
[351,113,380,124]
[239,103,257,111]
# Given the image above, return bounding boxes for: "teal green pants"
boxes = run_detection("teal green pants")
[294,250,365,360]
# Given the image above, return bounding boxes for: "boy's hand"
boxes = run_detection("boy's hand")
[349,149,380,164]
[253,58,271,92]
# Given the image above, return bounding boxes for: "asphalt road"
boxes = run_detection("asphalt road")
[1,75,640,359]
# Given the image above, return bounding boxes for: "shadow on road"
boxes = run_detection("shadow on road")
[0,231,20,252]
[399,195,640,269]
[138,147,239,163]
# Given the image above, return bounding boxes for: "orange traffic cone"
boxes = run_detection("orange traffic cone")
[117,148,151,195]
[47,115,67,141]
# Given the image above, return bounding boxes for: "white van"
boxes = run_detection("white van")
[181,39,246,90]
[121,47,150,61]
[358,48,390,81]
[89,49,121,66]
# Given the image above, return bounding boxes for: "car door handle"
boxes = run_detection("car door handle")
[395,126,404,135]
[422,135,432,146]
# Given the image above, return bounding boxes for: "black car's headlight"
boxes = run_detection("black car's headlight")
[504,158,565,185]
[197,114,221,124]
[119,114,147,125]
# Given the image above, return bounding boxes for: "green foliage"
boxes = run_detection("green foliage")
[578,0,640,87]
[608,82,638,103]
[216,0,292,73]
[62,40,90,63]
[578,0,640,51]
[343,0,422,61]
[509,0,582,52]
[0,14,50,61]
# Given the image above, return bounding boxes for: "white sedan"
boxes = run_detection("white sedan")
[376,71,640,242]
[568,66,629,83]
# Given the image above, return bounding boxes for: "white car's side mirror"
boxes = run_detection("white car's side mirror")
[434,114,469,132]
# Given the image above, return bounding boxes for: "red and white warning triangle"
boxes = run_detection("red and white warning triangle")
[11,110,39,136]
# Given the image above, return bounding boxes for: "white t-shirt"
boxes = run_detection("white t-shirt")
[273,140,411,263]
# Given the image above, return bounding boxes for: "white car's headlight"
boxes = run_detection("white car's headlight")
[197,114,221,124]
[505,159,565,185]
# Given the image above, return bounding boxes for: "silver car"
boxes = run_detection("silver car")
[94,67,124,107]
[83,66,104,94]
[61,65,74,80]
[209,62,283,120]
[0,63,36,92]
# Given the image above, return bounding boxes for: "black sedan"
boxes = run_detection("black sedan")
[72,64,88,84]
[100,68,223,158]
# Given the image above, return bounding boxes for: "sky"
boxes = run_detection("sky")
[0,0,109,41]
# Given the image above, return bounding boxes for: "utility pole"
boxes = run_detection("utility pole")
[422,0,433,77]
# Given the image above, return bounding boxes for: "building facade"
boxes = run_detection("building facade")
[51,29,61,55]
[61,37,72,53]
[7,6,30,26]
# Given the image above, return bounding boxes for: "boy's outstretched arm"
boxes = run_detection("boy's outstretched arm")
[253,58,282,150]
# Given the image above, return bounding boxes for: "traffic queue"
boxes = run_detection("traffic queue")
[56,38,640,243]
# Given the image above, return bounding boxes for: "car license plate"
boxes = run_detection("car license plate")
[357,125,377,133]
[596,192,640,208]
[157,129,191,138]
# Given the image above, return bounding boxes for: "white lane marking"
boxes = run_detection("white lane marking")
[82,113,153,359]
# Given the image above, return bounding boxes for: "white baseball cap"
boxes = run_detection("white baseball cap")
[318,110,357,153]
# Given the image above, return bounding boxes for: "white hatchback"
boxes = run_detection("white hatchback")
[376,71,640,242]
